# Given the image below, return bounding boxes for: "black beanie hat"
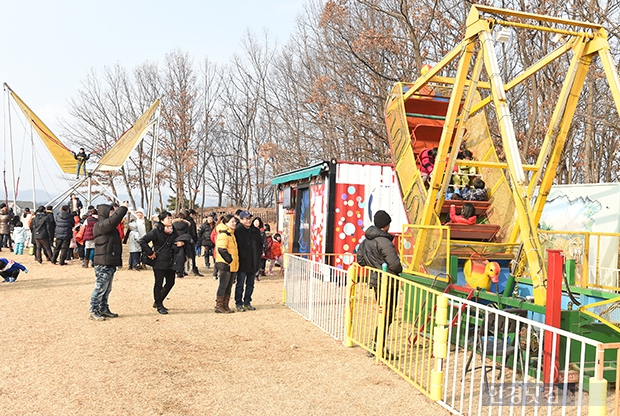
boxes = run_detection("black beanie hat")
[374,210,391,228]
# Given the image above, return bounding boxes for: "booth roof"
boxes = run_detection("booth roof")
[271,162,329,185]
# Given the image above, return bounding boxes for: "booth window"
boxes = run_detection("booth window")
[283,186,293,209]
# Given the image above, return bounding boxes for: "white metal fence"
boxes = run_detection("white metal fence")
[282,254,619,415]
[439,294,611,415]
[283,254,348,341]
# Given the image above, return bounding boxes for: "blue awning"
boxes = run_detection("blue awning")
[272,162,329,185]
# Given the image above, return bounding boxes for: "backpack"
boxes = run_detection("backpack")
[263,235,274,259]
[210,227,218,245]
[75,224,86,245]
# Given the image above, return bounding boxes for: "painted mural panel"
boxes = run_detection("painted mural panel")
[336,163,408,233]
[334,182,365,269]
[310,181,326,258]
[539,183,620,287]
[281,212,293,253]
[333,163,408,269]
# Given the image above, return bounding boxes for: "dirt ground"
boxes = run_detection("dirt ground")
[0,251,439,416]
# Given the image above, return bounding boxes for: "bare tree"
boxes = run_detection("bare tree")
[62,0,620,211]
[159,50,203,211]
[64,65,154,206]
[196,58,225,209]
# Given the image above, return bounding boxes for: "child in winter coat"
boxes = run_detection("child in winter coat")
[463,178,488,201]
[263,228,274,275]
[12,221,27,255]
[419,147,438,183]
[447,203,477,225]
[127,221,142,270]
[0,257,28,282]
[171,234,194,274]
[82,208,98,268]
[269,233,284,275]
[452,149,477,191]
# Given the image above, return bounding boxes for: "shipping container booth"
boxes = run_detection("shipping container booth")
[272,160,408,269]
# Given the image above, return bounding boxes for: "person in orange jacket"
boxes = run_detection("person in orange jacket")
[269,233,283,275]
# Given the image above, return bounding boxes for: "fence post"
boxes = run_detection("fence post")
[565,258,576,286]
[589,344,607,415]
[430,294,448,401]
[375,265,389,363]
[344,264,357,348]
[282,254,289,304]
[544,249,562,385]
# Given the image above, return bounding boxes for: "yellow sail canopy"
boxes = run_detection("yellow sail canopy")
[8,88,77,174]
[7,84,159,175]
[96,99,160,171]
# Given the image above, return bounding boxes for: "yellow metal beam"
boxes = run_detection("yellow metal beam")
[532,40,592,224]
[479,28,548,305]
[594,29,620,119]
[491,19,594,39]
[473,5,602,30]
[527,38,590,200]
[404,42,465,101]
[480,30,525,188]
[435,48,486,217]
[411,39,477,272]
[509,36,589,243]
[419,75,490,90]
[470,40,575,114]
[404,5,492,102]
[455,160,538,171]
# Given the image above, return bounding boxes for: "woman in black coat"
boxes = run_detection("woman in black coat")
[172,213,193,278]
[139,211,184,315]
[198,215,216,269]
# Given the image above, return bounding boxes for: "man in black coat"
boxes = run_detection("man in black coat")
[89,201,128,321]
[51,205,73,265]
[0,204,12,250]
[234,210,262,311]
[198,215,216,270]
[31,206,54,263]
[186,209,202,276]
[45,205,56,248]
[356,210,403,359]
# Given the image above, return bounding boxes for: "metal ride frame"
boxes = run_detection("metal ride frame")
[386,5,620,307]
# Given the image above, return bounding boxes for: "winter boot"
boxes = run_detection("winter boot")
[192,267,203,277]
[214,296,227,314]
[223,295,235,313]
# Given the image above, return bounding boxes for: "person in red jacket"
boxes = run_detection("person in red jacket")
[269,233,283,275]
[81,208,98,268]
[448,203,477,225]
[419,147,438,183]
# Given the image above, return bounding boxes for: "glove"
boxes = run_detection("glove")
[24,268,29,274]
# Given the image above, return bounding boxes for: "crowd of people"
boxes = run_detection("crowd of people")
[0,197,284,320]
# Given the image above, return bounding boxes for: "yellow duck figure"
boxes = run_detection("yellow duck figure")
[463,259,501,290]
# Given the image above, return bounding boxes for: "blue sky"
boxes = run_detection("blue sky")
[0,0,304,204]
